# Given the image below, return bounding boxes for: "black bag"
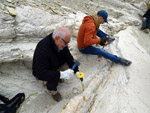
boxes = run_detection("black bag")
[0,93,25,113]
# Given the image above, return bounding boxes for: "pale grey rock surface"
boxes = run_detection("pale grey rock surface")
[0,10,16,40]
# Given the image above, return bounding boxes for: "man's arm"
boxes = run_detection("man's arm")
[83,26,100,46]
[62,47,74,68]
[62,47,79,73]
[96,29,108,38]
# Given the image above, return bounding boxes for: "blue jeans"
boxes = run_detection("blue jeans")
[142,17,150,28]
[97,29,108,38]
[79,46,119,63]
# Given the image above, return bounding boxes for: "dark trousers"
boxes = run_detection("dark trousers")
[43,63,69,91]
[142,17,150,29]
[46,79,59,91]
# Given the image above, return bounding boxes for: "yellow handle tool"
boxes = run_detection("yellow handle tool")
[77,72,85,91]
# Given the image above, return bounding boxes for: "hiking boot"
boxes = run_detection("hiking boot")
[49,91,62,102]
[140,27,145,30]
[118,57,132,66]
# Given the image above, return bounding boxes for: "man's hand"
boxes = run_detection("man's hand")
[73,66,79,74]
[99,38,109,46]
[75,71,80,78]
[106,36,115,44]
[60,69,74,80]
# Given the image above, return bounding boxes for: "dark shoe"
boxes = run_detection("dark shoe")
[140,27,145,30]
[118,57,132,66]
[107,37,115,44]
[51,91,62,102]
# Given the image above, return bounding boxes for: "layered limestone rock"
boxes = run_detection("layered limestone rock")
[0,10,16,41]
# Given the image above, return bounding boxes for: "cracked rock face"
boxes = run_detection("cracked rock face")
[0,0,150,113]
[0,11,16,41]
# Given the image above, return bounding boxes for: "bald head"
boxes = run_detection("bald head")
[53,27,71,40]
[53,27,71,50]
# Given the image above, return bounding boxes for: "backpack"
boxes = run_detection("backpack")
[0,93,25,113]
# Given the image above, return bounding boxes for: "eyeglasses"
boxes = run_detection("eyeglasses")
[61,38,70,45]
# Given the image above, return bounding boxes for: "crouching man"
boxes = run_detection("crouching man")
[32,27,79,102]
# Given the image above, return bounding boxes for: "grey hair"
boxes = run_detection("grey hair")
[52,27,66,39]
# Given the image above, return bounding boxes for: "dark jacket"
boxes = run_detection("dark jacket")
[32,33,74,81]
[143,9,150,18]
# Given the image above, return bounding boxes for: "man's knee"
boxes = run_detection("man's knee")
[57,63,69,71]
